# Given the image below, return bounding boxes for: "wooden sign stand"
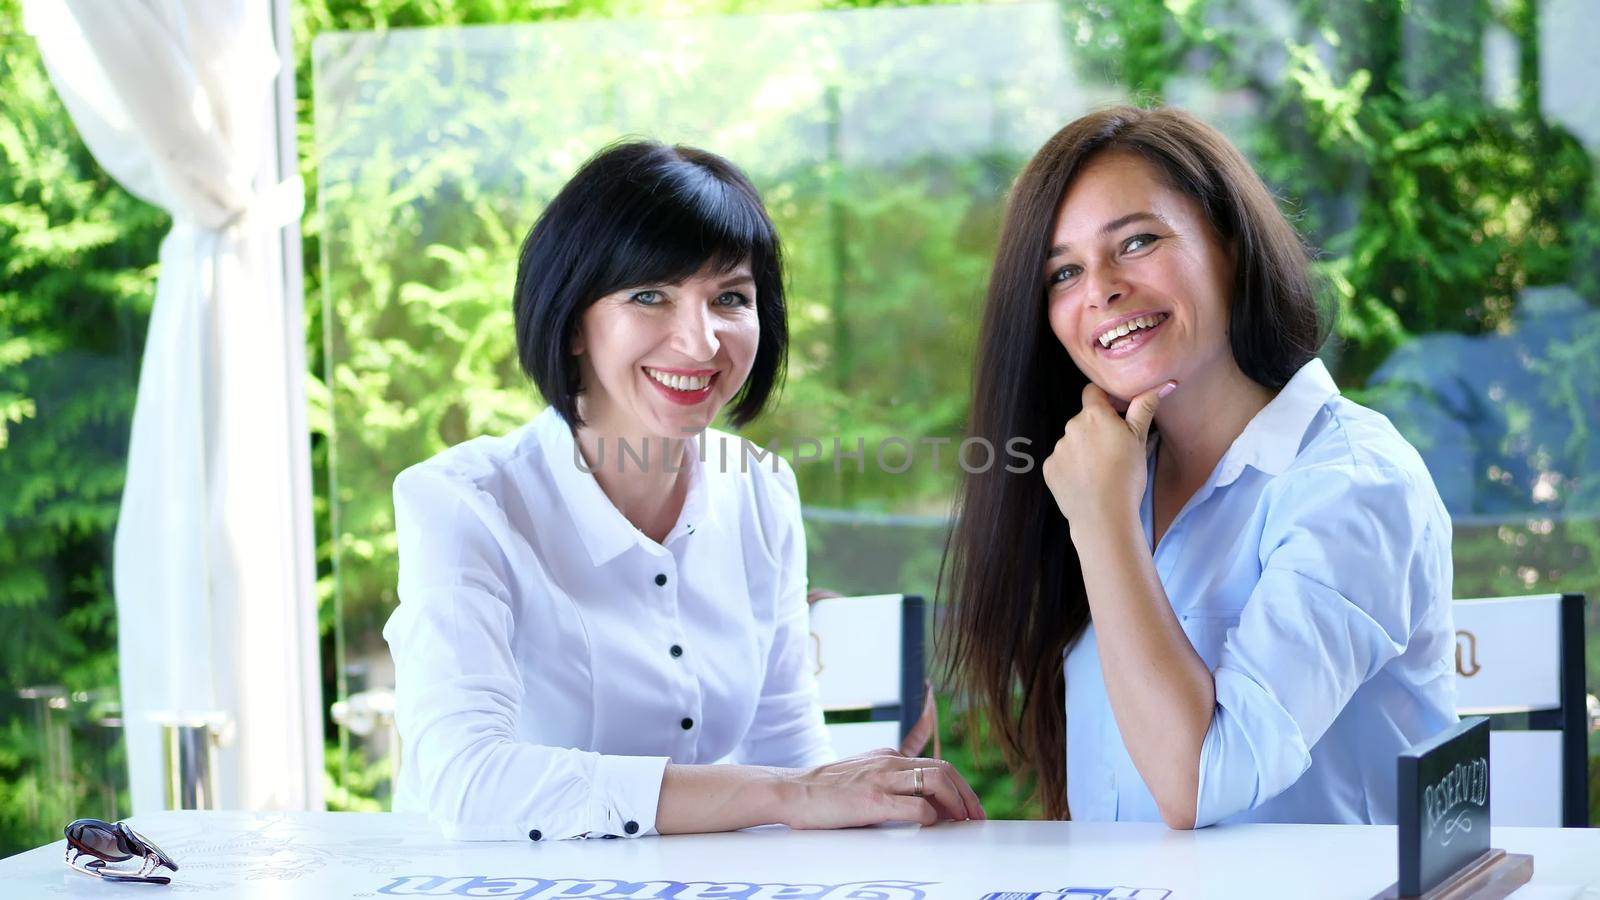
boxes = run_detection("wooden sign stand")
[1370,848,1533,899]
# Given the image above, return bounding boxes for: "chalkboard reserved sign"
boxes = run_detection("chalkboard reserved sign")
[1397,717,1491,896]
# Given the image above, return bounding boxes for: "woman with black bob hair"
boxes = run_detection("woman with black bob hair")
[385,141,982,841]
[941,107,1456,829]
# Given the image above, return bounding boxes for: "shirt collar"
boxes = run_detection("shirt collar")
[533,407,716,567]
[1212,356,1340,487]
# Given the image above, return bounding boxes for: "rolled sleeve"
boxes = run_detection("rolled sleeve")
[388,468,670,841]
[1192,464,1442,827]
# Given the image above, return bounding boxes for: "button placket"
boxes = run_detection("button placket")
[650,557,697,753]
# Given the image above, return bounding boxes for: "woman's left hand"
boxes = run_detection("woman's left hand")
[1043,381,1175,527]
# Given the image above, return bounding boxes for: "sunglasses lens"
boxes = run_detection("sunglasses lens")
[67,821,123,859]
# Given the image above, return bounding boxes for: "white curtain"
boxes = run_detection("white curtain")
[23,0,322,813]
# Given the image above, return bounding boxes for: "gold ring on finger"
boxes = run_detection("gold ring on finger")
[912,766,924,797]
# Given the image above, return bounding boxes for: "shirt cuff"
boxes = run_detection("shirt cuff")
[585,754,671,839]
[1194,667,1312,828]
[435,753,669,842]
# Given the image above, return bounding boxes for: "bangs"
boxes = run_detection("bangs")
[593,165,776,295]
[513,140,789,428]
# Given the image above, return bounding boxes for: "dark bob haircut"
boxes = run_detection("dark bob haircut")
[513,140,788,428]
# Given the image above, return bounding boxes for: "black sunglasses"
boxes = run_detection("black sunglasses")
[64,818,179,885]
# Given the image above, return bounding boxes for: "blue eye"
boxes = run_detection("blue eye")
[1049,265,1081,286]
[715,291,753,308]
[630,290,663,306]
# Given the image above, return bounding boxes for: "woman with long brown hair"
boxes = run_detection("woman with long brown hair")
[941,106,1457,828]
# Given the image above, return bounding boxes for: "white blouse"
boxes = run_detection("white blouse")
[383,407,834,841]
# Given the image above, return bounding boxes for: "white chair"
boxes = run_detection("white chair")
[806,593,927,758]
[1452,593,1589,826]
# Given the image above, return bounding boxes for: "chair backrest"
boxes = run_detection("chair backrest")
[1452,593,1587,827]
[807,593,925,758]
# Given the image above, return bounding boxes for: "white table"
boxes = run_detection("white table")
[2,811,1597,899]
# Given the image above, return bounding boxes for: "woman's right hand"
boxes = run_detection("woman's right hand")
[781,748,985,829]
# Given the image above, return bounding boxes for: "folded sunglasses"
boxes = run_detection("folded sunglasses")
[63,818,179,885]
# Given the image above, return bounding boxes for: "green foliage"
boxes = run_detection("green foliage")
[322,739,392,813]
[0,0,165,854]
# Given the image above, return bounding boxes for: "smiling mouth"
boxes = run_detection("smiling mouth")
[644,367,714,391]
[1095,312,1170,353]
[642,366,719,405]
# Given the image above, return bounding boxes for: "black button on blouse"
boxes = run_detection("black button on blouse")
[654,573,668,586]
[681,717,694,730]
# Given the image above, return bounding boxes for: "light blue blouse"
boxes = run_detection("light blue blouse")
[1064,357,1459,827]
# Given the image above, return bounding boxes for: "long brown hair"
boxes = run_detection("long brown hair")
[937,106,1326,818]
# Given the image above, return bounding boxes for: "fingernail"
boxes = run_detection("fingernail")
[1158,381,1178,399]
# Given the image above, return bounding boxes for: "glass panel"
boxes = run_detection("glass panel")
[0,7,162,854]
[314,2,1118,814]
[313,1,1599,821]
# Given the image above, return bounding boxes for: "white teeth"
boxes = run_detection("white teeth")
[646,368,711,391]
[1098,313,1167,349]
